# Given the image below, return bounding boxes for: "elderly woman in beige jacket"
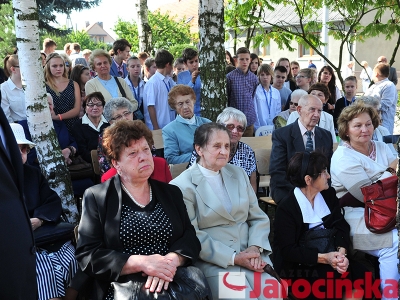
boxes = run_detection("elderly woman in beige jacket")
[85,49,138,109]
[171,123,280,300]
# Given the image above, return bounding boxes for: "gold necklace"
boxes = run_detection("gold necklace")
[121,182,152,208]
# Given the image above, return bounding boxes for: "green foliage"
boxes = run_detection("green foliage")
[113,18,138,51]
[113,10,194,55]
[168,44,197,59]
[0,3,16,59]
[39,30,112,52]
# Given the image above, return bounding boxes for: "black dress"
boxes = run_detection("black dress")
[105,190,173,300]
[46,80,79,134]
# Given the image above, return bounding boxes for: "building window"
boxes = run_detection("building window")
[299,44,315,57]
[259,43,271,57]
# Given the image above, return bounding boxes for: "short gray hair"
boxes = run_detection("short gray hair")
[216,107,247,128]
[290,89,308,102]
[103,97,134,122]
[358,95,381,110]
[298,94,321,107]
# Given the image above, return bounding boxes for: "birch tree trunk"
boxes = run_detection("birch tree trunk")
[13,0,79,224]
[198,0,227,120]
[134,0,152,53]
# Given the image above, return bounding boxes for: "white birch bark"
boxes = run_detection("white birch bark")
[198,0,227,120]
[13,0,79,224]
[134,0,152,53]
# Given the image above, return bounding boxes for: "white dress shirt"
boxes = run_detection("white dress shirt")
[1,78,26,122]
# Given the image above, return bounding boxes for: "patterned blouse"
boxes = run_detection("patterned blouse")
[188,141,256,176]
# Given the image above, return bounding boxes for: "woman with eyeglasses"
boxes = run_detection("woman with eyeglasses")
[188,107,257,193]
[1,54,26,122]
[274,151,364,300]
[71,92,110,163]
[162,85,211,165]
[45,52,81,134]
[99,97,173,184]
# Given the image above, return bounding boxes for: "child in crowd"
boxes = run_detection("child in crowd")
[70,64,91,118]
[333,76,357,129]
[272,65,292,110]
[125,56,145,120]
[226,47,258,136]
[178,48,202,116]
[254,64,281,130]
[172,57,185,82]
[143,49,176,129]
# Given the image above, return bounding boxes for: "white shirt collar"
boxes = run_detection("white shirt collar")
[298,119,315,136]
[294,187,331,225]
[82,114,108,132]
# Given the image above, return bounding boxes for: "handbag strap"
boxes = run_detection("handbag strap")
[114,76,127,98]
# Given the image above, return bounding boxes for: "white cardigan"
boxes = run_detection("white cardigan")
[330,141,397,250]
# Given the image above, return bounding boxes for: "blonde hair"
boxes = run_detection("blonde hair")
[44,53,68,95]
[3,54,18,77]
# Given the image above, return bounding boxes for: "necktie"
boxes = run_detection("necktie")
[305,131,313,152]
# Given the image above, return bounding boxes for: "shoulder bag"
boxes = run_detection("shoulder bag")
[112,266,212,300]
[360,175,398,234]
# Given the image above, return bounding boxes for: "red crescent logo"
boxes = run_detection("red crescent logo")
[223,272,248,291]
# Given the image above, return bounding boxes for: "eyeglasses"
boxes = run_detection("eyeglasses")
[224,123,245,133]
[295,75,308,79]
[19,145,30,154]
[111,111,132,121]
[86,102,103,108]
[289,101,298,106]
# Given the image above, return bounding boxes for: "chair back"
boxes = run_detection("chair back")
[241,135,272,150]
[254,148,271,175]
[255,125,274,137]
[169,163,188,179]
[91,149,100,175]
[152,129,164,149]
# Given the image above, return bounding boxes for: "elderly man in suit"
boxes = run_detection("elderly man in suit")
[0,107,37,299]
[377,56,398,85]
[270,94,333,204]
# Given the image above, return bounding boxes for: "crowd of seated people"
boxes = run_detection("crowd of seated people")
[2,38,400,300]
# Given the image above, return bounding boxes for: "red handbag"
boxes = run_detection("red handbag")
[360,175,398,234]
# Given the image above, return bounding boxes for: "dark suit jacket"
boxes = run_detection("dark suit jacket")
[0,108,37,299]
[388,66,398,85]
[76,176,200,299]
[110,59,128,78]
[23,164,62,222]
[273,187,350,275]
[269,120,333,203]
